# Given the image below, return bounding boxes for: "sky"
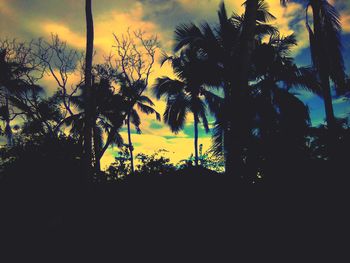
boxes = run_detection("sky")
[1,0,350,168]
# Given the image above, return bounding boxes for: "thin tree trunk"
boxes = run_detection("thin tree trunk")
[93,125,101,173]
[226,0,258,177]
[194,113,199,166]
[4,96,13,146]
[127,115,135,174]
[83,0,94,180]
[5,120,12,146]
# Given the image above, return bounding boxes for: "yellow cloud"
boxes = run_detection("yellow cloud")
[42,22,85,49]
[266,0,308,55]
[110,132,212,165]
[39,68,83,96]
[94,2,160,57]
[178,0,243,16]
[38,1,164,63]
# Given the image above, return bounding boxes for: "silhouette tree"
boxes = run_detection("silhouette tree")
[0,41,48,143]
[118,77,160,174]
[281,0,346,157]
[173,1,277,174]
[0,49,16,146]
[31,35,83,118]
[209,33,317,178]
[83,0,95,178]
[107,30,159,173]
[61,68,125,174]
[154,48,220,166]
[135,149,175,176]
[223,0,259,176]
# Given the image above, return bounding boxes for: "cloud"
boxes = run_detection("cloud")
[41,23,86,49]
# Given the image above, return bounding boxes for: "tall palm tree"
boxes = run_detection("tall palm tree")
[64,76,125,173]
[154,48,220,166]
[173,1,277,174]
[210,33,320,177]
[281,0,346,151]
[118,78,160,174]
[248,33,320,176]
[83,0,94,177]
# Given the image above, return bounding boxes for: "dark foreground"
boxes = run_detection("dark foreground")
[0,163,349,261]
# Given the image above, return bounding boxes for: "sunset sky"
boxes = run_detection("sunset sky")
[1,0,349,168]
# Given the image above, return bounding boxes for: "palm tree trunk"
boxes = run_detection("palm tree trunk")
[194,113,199,166]
[83,0,94,180]
[311,1,336,129]
[226,0,258,177]
[127,115,135,174]
[311,1,336,158]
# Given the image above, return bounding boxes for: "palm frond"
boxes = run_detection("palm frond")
[153,77,185,99]
[218,1,229,29]
[198,107,210,133]
[256,0,276,23]
[294,67,323,97]
[93,125,104,152]
[136,102,161,121]
[130,108,141,130]
[163,93,190,133]
[138,95,155,106]
[210,120,224,157]
[255,23,279,37]
[174,23,202,52]
[319,0,345,93]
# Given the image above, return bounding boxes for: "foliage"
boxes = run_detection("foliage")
[176,144,225,173]
[135,149,176,176]
[0,134,82,185]
[105,147,131,180]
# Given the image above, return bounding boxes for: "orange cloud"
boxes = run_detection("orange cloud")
[0,1,14,17]
[340,12,350,33]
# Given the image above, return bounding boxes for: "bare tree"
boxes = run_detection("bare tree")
[100,29,159,173]
[0,39,52,143]
[30,34,83,119]
[111,29,158,90]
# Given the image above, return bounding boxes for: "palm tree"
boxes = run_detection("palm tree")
[281,0,346,152]
[173,1,277,174]
[154,48,220,166]
[63,76,125,173]
[118,78,160,174]
[210,33,320,178]
[83,0,94,177]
